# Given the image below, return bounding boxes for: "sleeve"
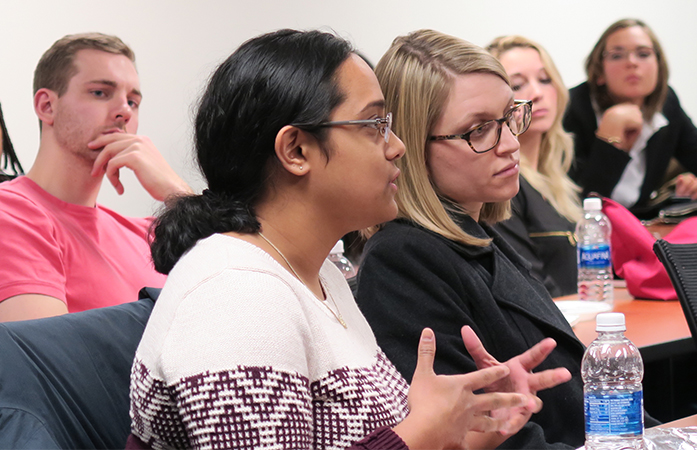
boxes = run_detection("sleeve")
[348,427,408,450]
[495,189,562,298]
[0,194,67,303]
[155,271,315,449]
[667,88,697,175]
[564,86,631,197]
[356,229,577,450]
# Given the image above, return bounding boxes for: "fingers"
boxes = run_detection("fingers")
[516,337,557,371]
[675,173,697,199]
[412,328,437,380]
[528,367,572,393]
[461,326,499,370]
[467,392,530,433]
[462,364,510,392]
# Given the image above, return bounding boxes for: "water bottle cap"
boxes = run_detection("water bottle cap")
[583,197,603,211]
[330,240,345,255]
[596,312,626,332]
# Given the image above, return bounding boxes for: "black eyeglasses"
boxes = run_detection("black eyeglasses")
[428,100,532,154]
[291,113,392,143]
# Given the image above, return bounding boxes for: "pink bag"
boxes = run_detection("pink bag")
[602,197,697,300]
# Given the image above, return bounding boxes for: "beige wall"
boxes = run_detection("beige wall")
[1,0,692,216]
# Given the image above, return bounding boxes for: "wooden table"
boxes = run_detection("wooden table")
[556,287,694,362]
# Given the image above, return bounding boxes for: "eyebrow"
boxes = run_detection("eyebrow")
[607,45,653,50]
[87,79,142,98]
[359,99,386,113]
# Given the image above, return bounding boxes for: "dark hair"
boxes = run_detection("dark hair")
[0,102,24,181]
[151,29,353,274]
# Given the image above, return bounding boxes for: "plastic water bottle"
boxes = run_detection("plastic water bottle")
[582,312,644,450]
[329,240,357,279]
[576,198,613,306]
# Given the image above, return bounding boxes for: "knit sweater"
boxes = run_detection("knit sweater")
[128,234,409,450]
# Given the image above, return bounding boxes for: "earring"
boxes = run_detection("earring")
[299,166,303,170]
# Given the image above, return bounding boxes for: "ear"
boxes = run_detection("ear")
[274,125,316,176]
[597,73,606,86]
[34,88,57,127]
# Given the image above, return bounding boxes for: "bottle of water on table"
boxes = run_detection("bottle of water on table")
[576,197,613,306]
[582,312,644,450]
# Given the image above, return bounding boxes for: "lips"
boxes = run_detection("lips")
[390,169,401,184]
[532,108,548,118]
[625,75,641,83]
[495,161,519,177]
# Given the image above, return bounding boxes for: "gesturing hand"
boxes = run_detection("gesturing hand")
[89,133,193,201]
[461,325,572,437]
[675,173,697,200]
[394,328,530,450]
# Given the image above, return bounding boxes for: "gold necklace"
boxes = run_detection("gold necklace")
[258,232,348,329]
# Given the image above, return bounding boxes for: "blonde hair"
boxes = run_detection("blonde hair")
[374,29,510,247]
[585,19,669,120]
[487,35,581,223]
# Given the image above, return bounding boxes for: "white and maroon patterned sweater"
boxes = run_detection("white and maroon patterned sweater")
[129,234,410,450]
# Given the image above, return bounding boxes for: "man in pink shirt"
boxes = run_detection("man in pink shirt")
[0,33,192,322]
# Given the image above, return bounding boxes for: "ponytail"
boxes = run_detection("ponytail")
[150,191,259,274]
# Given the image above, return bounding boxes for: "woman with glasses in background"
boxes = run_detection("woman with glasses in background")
[127,29,571,450]
[564,19,697,215]
[353,29,638,449]
[486,36,581,297]
[0,103,24,182]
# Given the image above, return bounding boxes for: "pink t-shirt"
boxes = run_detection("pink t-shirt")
[0,177,166,312]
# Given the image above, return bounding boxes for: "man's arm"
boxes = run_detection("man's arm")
[0,294,68,322]
[89,133,193,201]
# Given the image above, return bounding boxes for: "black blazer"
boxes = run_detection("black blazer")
[356,215,587,449]
[563,82,697,211]
[495,177,578,298]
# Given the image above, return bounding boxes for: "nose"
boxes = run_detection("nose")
[112,96,134,125]
[626,52,640,66]
[528,81,543,102]
[496,122,521,156]
[387,130,406,161]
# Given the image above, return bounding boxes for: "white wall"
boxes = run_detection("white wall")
[1,0,694,217]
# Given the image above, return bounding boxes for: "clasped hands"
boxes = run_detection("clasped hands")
[395,326,571,450]
[89,133,193,201]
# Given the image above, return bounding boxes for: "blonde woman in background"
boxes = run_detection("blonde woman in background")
[487,36,581,297]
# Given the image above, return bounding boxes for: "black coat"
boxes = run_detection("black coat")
[356,215,586,449]
[563,82,697,211]
[495,177,578,298]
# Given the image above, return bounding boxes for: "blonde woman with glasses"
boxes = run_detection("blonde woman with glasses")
[356,29,660,449]
[563,18,697,215]
[486,36,581,297]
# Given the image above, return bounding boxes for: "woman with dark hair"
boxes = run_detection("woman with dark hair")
[0,103,24,182]
[564,18,697,214]
[127,29,566,450]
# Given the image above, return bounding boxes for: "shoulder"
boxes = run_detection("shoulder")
[661,86,685,118]
[566,82,593,114]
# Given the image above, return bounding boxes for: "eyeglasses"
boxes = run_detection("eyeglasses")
[603,47,656,63]
[428,100,532,154]
[291,112,393,143]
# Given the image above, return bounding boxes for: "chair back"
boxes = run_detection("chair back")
[0,287,159,449]
[653,240,697,348]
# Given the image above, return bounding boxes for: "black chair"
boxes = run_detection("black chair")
[0,287,160,449]
[653,239,697,349]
